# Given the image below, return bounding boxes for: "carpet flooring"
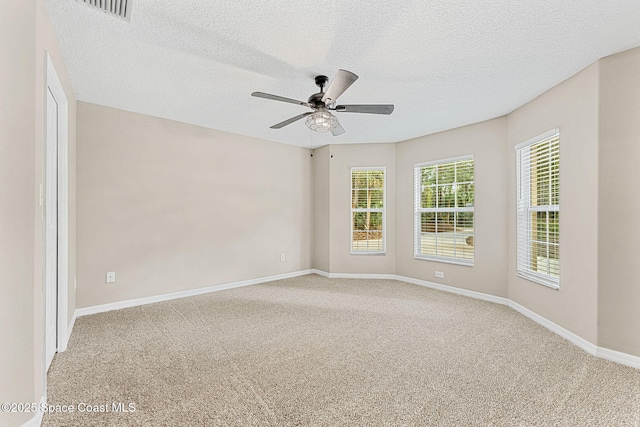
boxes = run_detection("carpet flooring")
[44,275,640,426]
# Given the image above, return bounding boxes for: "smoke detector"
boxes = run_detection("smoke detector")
[76,0,133,22]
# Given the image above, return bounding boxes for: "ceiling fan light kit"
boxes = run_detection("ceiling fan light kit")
[252,70,394,136]
[305,109,338,133]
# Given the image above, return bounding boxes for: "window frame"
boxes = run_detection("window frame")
[350,167,386,255]
[515,129,560,289]
[414,155,475,266]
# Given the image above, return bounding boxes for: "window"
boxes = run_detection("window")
[516,130,560,288]
[351,168,385,253]
[414,156,474,265]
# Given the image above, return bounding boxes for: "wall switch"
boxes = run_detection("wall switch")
[74,277,77,290]
[106,272,116,283]
[435,271,444,278]
[280,253,286,262]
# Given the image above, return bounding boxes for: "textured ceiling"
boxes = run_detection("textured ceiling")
[46,0,640,148]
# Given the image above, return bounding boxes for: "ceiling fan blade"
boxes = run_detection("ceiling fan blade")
[270,112,313,129]
[331,122,346,136]
[321,69,358,104]
[252,92,312,108]
[334,104,394,115]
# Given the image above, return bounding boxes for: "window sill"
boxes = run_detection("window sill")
[414,255,473,267]
[351,251,386,256]
[517,271,559,290]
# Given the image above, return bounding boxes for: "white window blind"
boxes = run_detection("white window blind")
[516,130,560,288]
[414,156,474,265]
[351,168,385,254]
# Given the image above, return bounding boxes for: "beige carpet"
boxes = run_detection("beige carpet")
[44,275,640,426]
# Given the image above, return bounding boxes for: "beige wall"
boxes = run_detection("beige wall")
[598,46,640,356]
[0,3,37,426]
[396,118,509,297]
[1,1,77,426]
[507,63,600,343]
[76,102,312,308]
[326,143,396,274]
[312,145,331,272]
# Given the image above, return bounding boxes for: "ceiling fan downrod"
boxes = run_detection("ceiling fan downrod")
[315,75,329,92]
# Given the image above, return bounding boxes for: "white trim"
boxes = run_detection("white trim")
[75,270,313,317]
[46,53,70,353]
[395,275,508,305]
[507,300,597,355]
[514,128,560,151]
[310,269,330,278]
[309,270,639,370]
[310,270,397,280]
[511,302,640,370]
[311,270,507,304]
[20,395,46,427]
[332,273,396,280]
[597,347,640,370]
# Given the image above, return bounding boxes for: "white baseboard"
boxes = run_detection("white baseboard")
[597,346,640,369]
[508,300,598,355]
[310,269,330,277]
[311,270,508,305]
[310,269,396,280]
[311,269,639,370]
[20,395,45,427]
[395,275,509,306]
[75,269,313,318]
[509,301,640,370]
[71,268,639,371]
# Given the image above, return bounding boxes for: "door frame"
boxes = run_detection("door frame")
[44,52,69,362]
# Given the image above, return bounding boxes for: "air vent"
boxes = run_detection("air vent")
[76,0,133,22]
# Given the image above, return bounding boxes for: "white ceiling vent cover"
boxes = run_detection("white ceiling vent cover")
[76,0,133,22]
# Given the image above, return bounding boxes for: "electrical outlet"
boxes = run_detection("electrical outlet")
[435,271,444,279]
[280,253,286,262]
[106,272,116,283]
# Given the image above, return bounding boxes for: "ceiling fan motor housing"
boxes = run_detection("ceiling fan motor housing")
[307,92,326,108]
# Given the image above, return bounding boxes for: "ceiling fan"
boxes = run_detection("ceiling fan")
[251,70,394,136]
